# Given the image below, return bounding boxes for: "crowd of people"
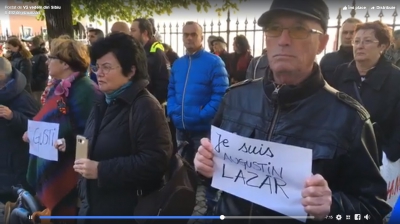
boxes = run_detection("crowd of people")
[0,0,400,223]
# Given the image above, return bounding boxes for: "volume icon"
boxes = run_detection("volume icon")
[364,214,371,220]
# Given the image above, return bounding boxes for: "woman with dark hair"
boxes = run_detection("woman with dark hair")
[162,43,179,65]
[73,33,172,223]
[228,35,253,83]
[326,21,400,164]
[6,38,33,92]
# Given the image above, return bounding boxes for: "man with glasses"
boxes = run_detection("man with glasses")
[194,0,391,223]
[320,18,362,84]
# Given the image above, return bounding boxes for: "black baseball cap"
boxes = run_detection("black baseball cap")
[211,37,226,45]
[257,0,329,33]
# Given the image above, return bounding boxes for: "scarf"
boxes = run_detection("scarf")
[41,79,55,105]
[41,72,82,105]
[235,51,252,72]
[105,81,132,104]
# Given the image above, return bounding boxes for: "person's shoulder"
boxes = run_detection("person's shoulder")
[152,48,167,61]
[321,51,339,61]
[20,57,31,63]
[200,50,219,59]
[332,62,352,74]
[320,52,341,67]
[171,55,188,70]
[134,90,163,111]
[227,78,262,92]
[252,55,262,61]
[388,62,400,73]
[383,63,400,85]
[223,78,263,103]
[323,83,370,121]
[71,76,102,97]
[16,90,38,104]
[200,51,225,66]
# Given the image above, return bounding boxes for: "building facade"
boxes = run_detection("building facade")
[1,0,46,37]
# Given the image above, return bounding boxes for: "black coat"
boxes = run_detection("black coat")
[320,45,354,84]
[327,57,400,163]
[143,39,170,104]
[211,64,391,224]
[10,52,33,93]
[30,47,48,92]
[78,79,173,224]
[0,68,40,195]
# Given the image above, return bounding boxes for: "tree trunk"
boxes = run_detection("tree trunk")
[43,0,74,41]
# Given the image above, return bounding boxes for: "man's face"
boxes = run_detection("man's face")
[88,32,99,45]
[265,14,328,85]
[341,22,357,46]
[130,21,144,44]
[183,24,203,52]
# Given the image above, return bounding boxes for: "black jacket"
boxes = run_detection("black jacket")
[210,64,391,224]
[10,52,33,93]
[143,39,170,104]
[30,47,48,92]
[320,45,354,84]
[326,57,400,163]
[216,51,230,70]
[77,79,172,224]
[0,68,40,195]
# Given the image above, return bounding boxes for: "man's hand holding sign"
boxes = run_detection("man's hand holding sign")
[194,126,331,221]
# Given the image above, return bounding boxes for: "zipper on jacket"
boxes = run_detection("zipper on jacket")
[248,84,283,223]
[267,85,283,140]
[181,56,192,130]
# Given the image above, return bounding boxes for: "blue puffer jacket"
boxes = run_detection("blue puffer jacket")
[167,48,229,131]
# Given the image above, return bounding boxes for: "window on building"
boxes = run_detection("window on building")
[20,27,33,38]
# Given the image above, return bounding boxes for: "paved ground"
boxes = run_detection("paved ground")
[189,185,208,224]
[0,185,210,224]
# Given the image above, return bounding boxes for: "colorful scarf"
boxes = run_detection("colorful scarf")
[27,72,86,216]
[41,72,80,105]
[41,79,55,105]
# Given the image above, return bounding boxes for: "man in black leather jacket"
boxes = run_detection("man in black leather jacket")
[194,0,392,223]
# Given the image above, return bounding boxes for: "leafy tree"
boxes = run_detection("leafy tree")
[25,0,247,40]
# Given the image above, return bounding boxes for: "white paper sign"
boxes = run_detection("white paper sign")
[27,120,59,161]
[211,126,313,222]
[380,152,400,207]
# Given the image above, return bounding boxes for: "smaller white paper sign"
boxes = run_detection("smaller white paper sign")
[380,152,400,208]
[211,126,313,222]
[28,120,59,161]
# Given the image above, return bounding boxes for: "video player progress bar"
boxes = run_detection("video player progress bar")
[39,215,315,220]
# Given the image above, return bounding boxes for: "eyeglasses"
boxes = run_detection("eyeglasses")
[264,25,323,39]
[351,39,379,46]
[92,65,121,74]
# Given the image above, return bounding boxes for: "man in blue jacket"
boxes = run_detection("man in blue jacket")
[167,21,229,215]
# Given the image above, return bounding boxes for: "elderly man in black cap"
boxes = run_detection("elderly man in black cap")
[194,0,392,223]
